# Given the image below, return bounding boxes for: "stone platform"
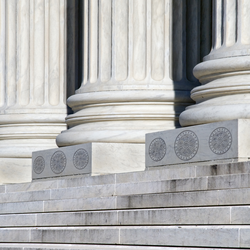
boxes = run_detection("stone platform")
[32,143,145,180]
[146,119,250,168]
[1,161,250,249]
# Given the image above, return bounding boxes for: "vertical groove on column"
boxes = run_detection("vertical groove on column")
[44,0,49,104]
[49,0,60,105]
[213,0,223,49]
[151,0,164,81]
[17,0,30,106]
[200,0,212,60]
[89,0,98,84]
[186,0,200,82]
[164,0,171,80]
[172,0,184,81]
[240,0,250,45]
[6,0,16,106]
[33,0,45,106]
[133,0,146,81]
[67,0,78,97]
[59,0,66,104]
[83,0,89,85]
[99,0,111,82]
[0,0,6,107]
[223,0,236,47]
[114,0,128,81]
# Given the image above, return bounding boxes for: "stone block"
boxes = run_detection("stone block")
[57,174,116,189]
[50,184,115,200]
[0,189,50,203]
[0,245,236,250]
[117,207,230,225]
[195,161,250,177]
[0,228,30,242]
[5,180,57,193]
[0,158,31,184]
[37,211,118,226]
[44,196,116,212]
[146,119,250,167]
[117,188,250,209]
[0,200,43,214]
[32,143,145,180]
[207,173,250,190]
[119,226,240,248]
[30,227,119,244]
[0,214,36,227]
[116,165,196,184]
[116,177,207,196]
[231,206,250,224]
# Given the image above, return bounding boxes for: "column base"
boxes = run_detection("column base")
[32,143,145,180]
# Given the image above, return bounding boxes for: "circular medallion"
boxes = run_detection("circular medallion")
[209,127,232,155]
[149,138,167,162]
[73,148,89,170]
[174,130,199,161]
[50,151,67,174]
[33,156,45,174]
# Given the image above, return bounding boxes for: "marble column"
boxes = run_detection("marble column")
[0,0,67,183]
[57,0,211,146]
[180,0,250,126]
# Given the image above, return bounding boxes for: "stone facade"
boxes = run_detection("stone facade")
[0,0,249,183]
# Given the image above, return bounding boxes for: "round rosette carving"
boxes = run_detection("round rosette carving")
[174,130,199,161]
[149,138,167,162]
[209,127,232,155]
[50,151,67,174]
[33,156,45,174]
[73,148,89,170]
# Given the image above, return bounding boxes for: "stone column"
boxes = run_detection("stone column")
[57,0,211,147]
[0,0,67,183]
[180,0,250,126]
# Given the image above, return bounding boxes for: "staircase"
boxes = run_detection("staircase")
[0,162,250,249]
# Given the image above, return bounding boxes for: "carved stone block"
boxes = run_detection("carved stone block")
[146,119,250,168]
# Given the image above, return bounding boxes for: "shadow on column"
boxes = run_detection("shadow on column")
[172,0,212,128]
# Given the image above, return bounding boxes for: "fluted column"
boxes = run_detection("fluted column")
[0,0,67,183]
[180,0,250,126]
[57,0,211,146]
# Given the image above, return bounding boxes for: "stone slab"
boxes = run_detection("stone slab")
[117,187,250,209]
[32,143,145,180]
[146,119,250,167]
[0,158,31,184]
[0,214,36,227]
[0,226,243,248]
[30,227,119,244]
[31,207,231,227]
[0,245,238,250]
[119,226,240,248]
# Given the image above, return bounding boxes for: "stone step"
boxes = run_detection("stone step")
[0,226,249,248]
[0,243,235,250]
[2,172,250,205]
[2,187,250,214]
[3,161,250,194]
[1,206,250,227]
